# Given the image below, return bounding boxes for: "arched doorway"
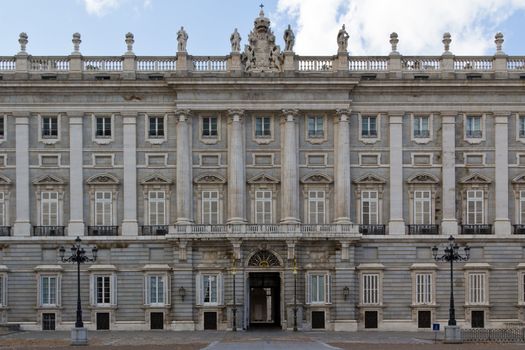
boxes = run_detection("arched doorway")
[246,250,282,329]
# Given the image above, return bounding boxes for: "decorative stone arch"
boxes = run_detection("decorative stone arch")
[246,249,283,268]
[406,173,441,224]
[247,174,280,223]
[141,174,173,226]
[353,173,387,225]
[511,174,525,224]
[86,173,120,185]
[459,173,492,225]
[32,174,67,226]
[301,173,333,224]
[86,173,120,226]
[194,173,227,224]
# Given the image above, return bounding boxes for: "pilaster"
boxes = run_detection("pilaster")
[441,113,458,235]
[122,115,138,236]
[14,115,31,236]
[226,110,247,224]
[494,114,511,235]
[334,109,352,224]
[68,115,84,236]
[388,114,405,235]
[175,110,193,224]
[280,110,300,224]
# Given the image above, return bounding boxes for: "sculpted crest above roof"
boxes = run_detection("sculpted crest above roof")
[242,8,282,73]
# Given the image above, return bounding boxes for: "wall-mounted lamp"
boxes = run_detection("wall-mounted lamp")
[343,286,350,300]
[179,286,186,301]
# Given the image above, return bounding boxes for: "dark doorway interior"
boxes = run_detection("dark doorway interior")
[311,311,326,329]
[96,312,110,330]
[364,310,378,329]
[204,311,217,330]
[471,310,485,328]
[42,313,55,331]
[418,310,431,328]
[150,312,164,330]
[249,272,281,329]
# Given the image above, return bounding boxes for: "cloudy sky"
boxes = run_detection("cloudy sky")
[0,0,524,56]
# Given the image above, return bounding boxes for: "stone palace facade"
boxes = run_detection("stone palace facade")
[1,9,525,332]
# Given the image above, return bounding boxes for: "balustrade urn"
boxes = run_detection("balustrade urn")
[18,32,28,53]
[389,32,399,54]
[72,33,81,54]
[442,32,452,55]
[495,32,504,54]
[125,32,135,54]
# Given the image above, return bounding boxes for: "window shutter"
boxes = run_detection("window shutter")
[305,273,311,305]
[195,274,202,305]
[57,275,62,307]
[144,275,149,305]
[112,274,117,306]
[166,273,171,306]
[217,273,223,305]
[326,273,332,304]
[89,275,94,305]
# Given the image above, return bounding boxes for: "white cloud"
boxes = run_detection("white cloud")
[83,0,123,16]
[276,0,525,55]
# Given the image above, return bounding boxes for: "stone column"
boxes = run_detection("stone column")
[334,109,352,224]
[14,115,31,236]
[280,110,300,224]
[175,110,193,224]
[227,110,246,224]
[122,115,138,236]
[441,114,458,234]
[494,114,511,235]
[68,115,84,236]
[388,114,405,235]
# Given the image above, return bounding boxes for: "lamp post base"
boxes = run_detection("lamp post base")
[71,327,88,346]
[444,325,462,344]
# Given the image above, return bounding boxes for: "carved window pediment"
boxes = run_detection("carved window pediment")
[141,174,172,185]
[407,173,439,184]
[460,173,491,185]
[513,174,525,184]
[86,173,120,185]
[248,250,281,267]
[353,173,387,185]
[33,174,66,186]
[194,174,226,184]
[0,174,11,186]
[300,173,333,184]
[247,173,280,184]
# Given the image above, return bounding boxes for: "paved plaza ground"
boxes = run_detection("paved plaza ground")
[1,330,525,349]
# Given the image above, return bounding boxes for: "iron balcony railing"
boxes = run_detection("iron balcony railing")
[33,226,65,236]
[513,225,525,235]
[460,224,492,235]
[359,224,386,235]
[407,224,439,235]
[141,225,169,236]
[0,226,11,236]
[87,226,119,236]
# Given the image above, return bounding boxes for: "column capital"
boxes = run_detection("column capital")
[174,109,192,122]
[494,113,510,123]
[122,115,137,125]
[336,109,351,122]
[227,109,244,123]
[388,113,403,124]
[282,109,299,117]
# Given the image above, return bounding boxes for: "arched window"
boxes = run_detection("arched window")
[248,250,281,267]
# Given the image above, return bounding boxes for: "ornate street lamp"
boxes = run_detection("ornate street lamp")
[432,235,470,343]
[231,257,237,332]
[293,256,298,332]
[59,236,97,346]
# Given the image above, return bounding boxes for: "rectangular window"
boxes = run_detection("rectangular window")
[202,117,218,137]
[95,191,112,226]
[148,116,164,138]
[202,274,218,304]
[466,116,482,138]
[415,273,432,305]
[41,275,57,306]
[520,191,525,225]
[0,116,4,139]
[0,192,5,226]
[95,275,111,305]
[255,190,272,224]
[202,191,219,224]
[148,275,165,305]
[520,116,525,138]
[362,273,379,305]
[466,190,484,225]
[41,192,59,226]
[0,275,4,306]
[413,116,430,138]
[361,191,378,225]
[148,191,166,225]
[42,117,58,139]
[414,191,432,224]
[309,274,330,304]
[95,117,112,138]
[469,273,486,304]
[255,117,271,138]
[361,116,377,138]
[307,116,324,138]
[308,191,326,224]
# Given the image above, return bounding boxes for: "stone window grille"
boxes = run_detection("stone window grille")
[362,273,380,305]
[467,272,487,305]
[415,273,432,304]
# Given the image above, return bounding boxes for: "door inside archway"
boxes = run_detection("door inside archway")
[248,272,281,329]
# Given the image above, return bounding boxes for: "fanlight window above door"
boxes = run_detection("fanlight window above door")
[248,250,281,268]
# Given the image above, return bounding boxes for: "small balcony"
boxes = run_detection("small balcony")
[407,224,439,235]
[33,226,65,236]
[0,226,11,236]
[460,224,492,235]
[141,225,169,236]
[87,225,119,236]
[359,224,386,235]
[513,225,525,235]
